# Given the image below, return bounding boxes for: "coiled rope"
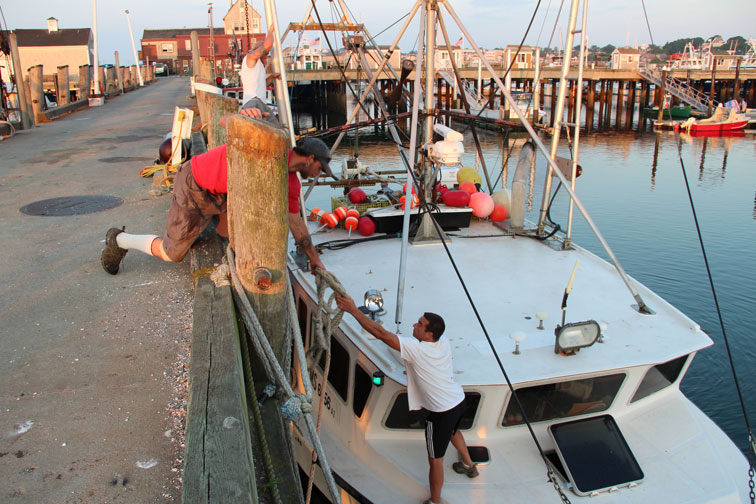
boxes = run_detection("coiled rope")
[225,244,343,504]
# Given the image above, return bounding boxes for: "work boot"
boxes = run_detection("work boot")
[101,227,128,275]
[452,461,479,478]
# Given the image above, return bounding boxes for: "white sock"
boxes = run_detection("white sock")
[116,233,159,256]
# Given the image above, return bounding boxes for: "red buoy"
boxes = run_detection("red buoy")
[358,216,375,236]
[348,188,367,203]
[490,204,508,222]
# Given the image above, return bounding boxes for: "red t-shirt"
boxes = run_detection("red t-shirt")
[192,144,301,213]
[191,144,228,195]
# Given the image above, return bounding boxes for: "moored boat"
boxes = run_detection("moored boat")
[681,106,748,133]
[272,0,754,502]
[643,105,691,119]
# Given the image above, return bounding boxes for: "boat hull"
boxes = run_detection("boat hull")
[644,106,691,119]
[689,120,748,133]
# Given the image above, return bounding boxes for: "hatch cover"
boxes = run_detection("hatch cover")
[20,196,123,216]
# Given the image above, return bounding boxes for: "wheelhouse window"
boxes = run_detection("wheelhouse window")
[502,374,625,426]
[353,364,373,418]
[317,335,350,402]
[631,355,688,403]
[385,392,481,430]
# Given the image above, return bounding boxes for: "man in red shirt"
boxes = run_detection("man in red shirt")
[101,133,333,275]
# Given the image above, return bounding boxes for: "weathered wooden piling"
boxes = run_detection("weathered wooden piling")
[115,51,124,93]
[196,91,238,149]
[78,65,91,99]
[9,33,33,129]
[56,66,70,106]
[29,65,45,123]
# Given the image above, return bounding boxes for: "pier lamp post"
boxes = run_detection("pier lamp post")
[125,10,145,87]
[91,0,102,104]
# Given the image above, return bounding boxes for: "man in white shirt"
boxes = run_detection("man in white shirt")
[240,27,277,105]
[336,295,478,504]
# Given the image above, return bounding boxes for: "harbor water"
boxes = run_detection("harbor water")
[304,121,756,456]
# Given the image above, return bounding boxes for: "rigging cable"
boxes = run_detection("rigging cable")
[674,132,755,503]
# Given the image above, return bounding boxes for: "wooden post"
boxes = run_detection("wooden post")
[226,115,290,365]
[9,33,33,129]
[56,66,70,106]
[627,80,636,129]
[657,71,667,123]
[550,78,557,125]
[606,79,614,128]
[196,91,239,149]
[615,81,624,129]
[733,58,741,102]
[586,79,595,131]
[29,65,45,124]
[115,51,124,93]
[597,80,605,129]
[191,31,201,78]
[709,58,717,116]
[130,65,138,87]
[78,65,91,99]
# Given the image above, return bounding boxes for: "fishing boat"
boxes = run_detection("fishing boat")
[271,0,752,502]
[681,105,748,133]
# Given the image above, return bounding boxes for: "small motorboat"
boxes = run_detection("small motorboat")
[681,105,748,133]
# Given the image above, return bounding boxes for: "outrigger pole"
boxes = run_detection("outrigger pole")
[438,0,653,314]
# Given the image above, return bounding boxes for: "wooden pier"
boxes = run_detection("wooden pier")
[285,67,756,132]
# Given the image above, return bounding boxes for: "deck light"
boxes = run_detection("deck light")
[363,289,386,321]
[372,371,385,387]
[554,320,601,355]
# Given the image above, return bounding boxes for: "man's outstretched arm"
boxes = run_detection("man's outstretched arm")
[336,295,400,351]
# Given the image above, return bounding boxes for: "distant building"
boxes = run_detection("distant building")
[611,47,641,70]
[503,45,538,69]
[1,17,92,83]
[140,0,263,76]
[702,49,741,70]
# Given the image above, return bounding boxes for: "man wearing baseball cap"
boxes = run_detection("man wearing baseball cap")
[101,122,335,275]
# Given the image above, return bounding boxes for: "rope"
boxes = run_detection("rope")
[673,132,755,503]
[225,244,343,504]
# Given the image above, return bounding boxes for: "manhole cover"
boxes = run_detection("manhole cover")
[20,195,123,216]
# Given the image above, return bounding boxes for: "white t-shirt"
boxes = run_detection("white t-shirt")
[399,336,465,413]
[240,55,266,104]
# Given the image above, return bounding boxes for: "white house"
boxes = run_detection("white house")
[611,47,641,70]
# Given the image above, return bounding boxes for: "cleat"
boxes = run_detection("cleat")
[452,461,479,478]
[101,227,128,275]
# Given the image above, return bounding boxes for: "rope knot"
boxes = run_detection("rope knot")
[281,394,312,421]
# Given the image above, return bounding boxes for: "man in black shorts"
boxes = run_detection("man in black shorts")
[336,295,478,504]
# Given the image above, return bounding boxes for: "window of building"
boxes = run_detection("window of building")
[502,374,625,426]
[162,43,172,53]
[353,364,373,418]
[185,40,191,51]
[631,355,688,403]
[317,335,350,402]
[385,392,481,430]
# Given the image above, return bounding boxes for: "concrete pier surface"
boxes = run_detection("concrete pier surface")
[0,77,196,502]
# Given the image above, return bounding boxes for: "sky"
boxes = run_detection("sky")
[2,0,754,67]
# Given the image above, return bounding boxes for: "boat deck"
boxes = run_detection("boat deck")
[295,216,711,388]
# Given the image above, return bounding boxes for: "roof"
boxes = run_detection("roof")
[142,28,211,40]
[12,28,90,47]
[614,47,642,54]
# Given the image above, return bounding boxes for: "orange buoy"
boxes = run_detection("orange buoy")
[309,207,323,221]
[490,203,508,222]
[459,181,478,195]
[334,206,348,220]
[346,208,360,220]
[321,212,339,228]
[400,194,419,210]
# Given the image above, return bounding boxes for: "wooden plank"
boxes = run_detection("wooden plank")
[183,276,258,504]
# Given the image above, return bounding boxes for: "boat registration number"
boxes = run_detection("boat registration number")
[309,369,340,421]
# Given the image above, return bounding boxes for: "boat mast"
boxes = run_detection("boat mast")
[395,1,427,329]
